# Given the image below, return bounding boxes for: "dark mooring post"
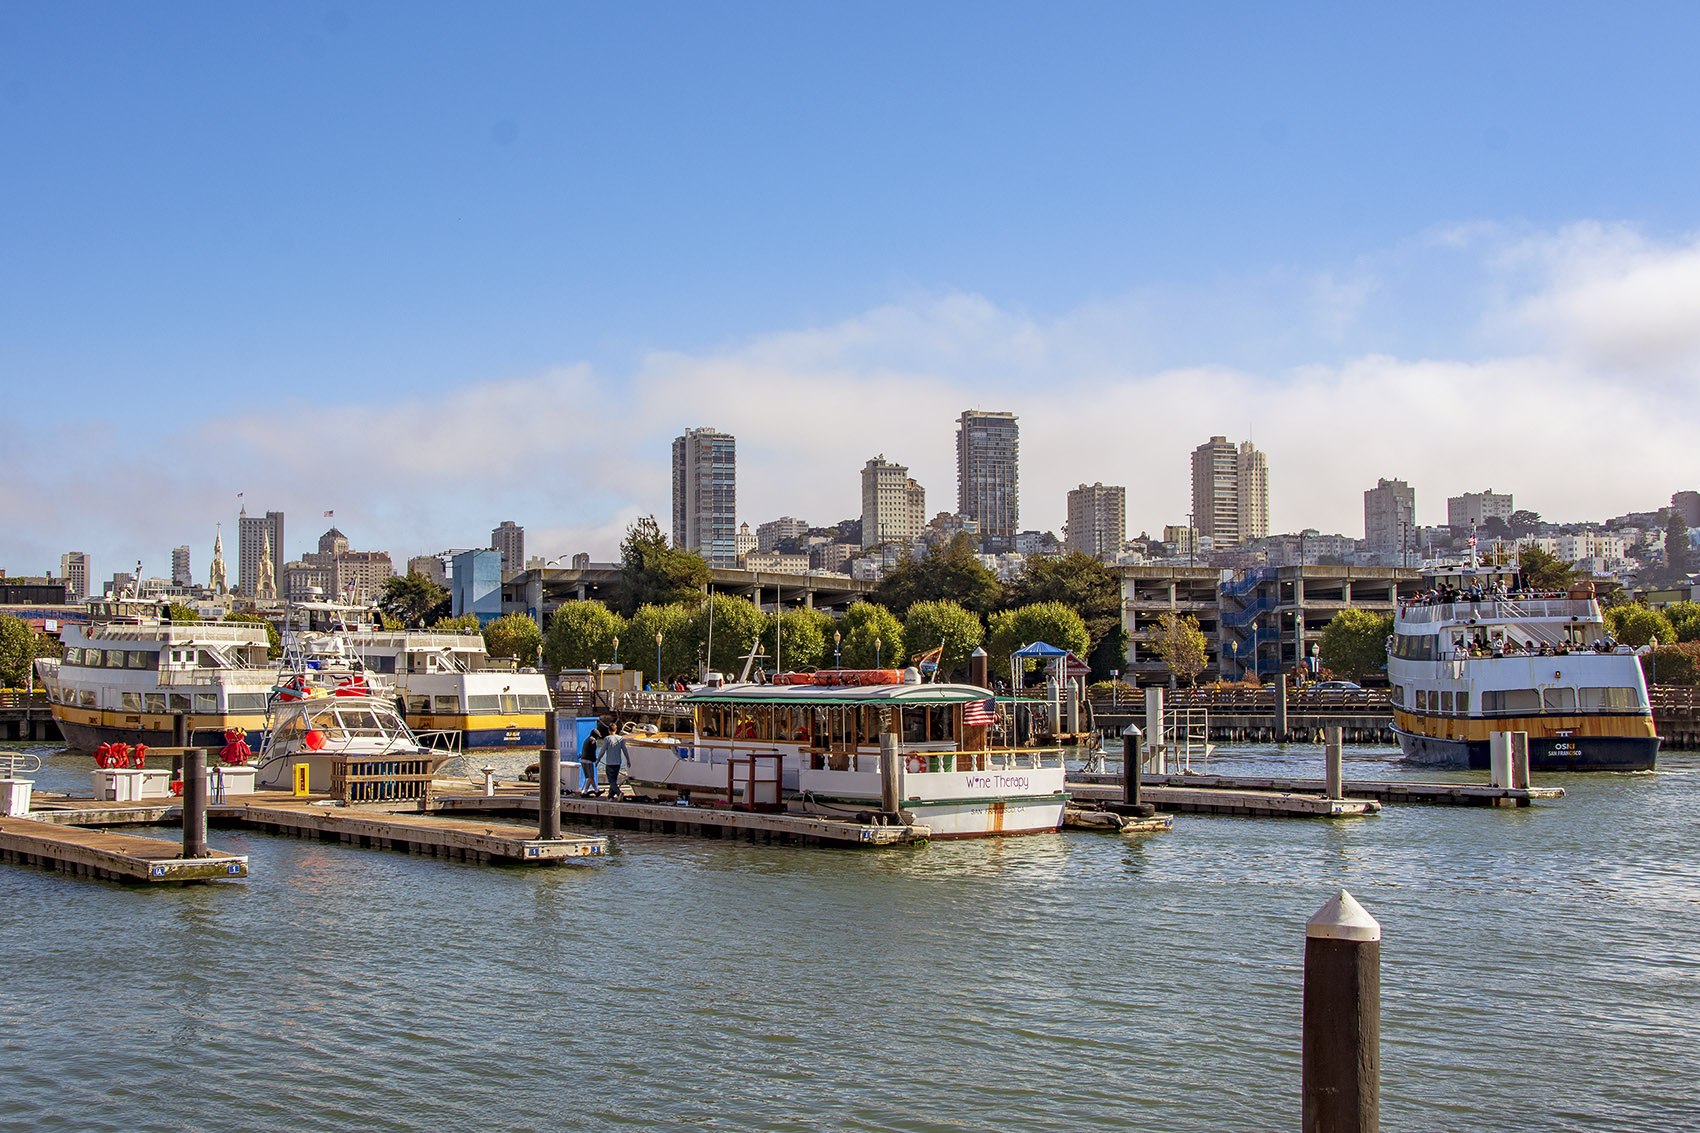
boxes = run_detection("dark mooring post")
[182,747,209,859]
[539,710,562,840]
[1303,890,1381,1133]
[1115,723,1155,817]
[1275,673,1290,742]
[969,646,989,690]
[171,712,188,779]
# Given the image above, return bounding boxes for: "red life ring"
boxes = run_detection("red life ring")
[905,755,927,774]
[94,744,115,768]
[130,743,147,769]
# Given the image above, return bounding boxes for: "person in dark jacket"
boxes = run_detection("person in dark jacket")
[578,723,603,796]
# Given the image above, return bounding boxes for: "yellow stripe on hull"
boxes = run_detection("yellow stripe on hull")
[1391,707,1656,743]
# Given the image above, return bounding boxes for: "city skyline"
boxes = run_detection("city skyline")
[6,7,1700,571]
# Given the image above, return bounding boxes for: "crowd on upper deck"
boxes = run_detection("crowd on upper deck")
[1401,582,1574,611]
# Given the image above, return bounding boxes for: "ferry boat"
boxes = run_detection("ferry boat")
[339,629,553,749]
[621,669,1068,838]
[36,599,281,752]
[281,603,553,750]
[1389,565,1658,771]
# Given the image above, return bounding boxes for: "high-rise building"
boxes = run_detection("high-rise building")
[671,427,738,566]
[491,521,525,576]
[756,516,810,552]
[1447,490,1513,534]
[171,545,192,588]
[1190,437,1268,550]
[60,551,89,601]
[238,507,285,597]
[303,526,394,603]
[1672,491,1700,527]
[735,523,757,562]
[451,549,503,625]
[1363,478,1416,555]
[1065,483,1127,558]
[861,456,927,549]
[956,411,1019,552]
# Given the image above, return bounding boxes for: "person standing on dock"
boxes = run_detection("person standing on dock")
[604,727,628,799]
[579,723,603,796]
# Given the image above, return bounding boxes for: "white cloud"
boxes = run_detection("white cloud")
[4,221,1699,577]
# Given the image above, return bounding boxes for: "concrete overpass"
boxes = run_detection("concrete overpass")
[503,566,875,624]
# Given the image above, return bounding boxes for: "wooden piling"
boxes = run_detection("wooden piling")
[1324,726,1344,800]
[181,748,208,859]
[1303,890,1381,1133]
[539,711,562,840]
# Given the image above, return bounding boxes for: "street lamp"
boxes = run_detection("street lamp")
[875,637,883,669]
[833,630,841,669]
[611,635,619,672]
[656,631,664,689]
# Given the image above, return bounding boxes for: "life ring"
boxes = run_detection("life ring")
[130,743,147,769]
[94,744,116,768]
[905,755,927,774]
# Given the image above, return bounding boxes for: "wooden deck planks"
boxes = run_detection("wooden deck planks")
[0,816,248,882]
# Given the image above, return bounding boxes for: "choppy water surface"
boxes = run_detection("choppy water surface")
[2,739,1697,1132]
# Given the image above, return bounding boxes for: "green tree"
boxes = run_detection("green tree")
[482,612,543,664]
[1666,512,1693,576]
[901,599,984,676]
[1518,545,1575,592]
[1316,609,1394,682]
[379,571,450,628]
[621,603,696,683]
[1647,642,1700,686]
[987,602,1092,686]
[765,606,833,672]
[1144,610,1210,687]
[0,614,61,687]
[1508,509,1543,534]
[684,594,768,676]
[619,515,710,616]
[222,612,282,658]
[1006,551,1127,681]
[165,602,199,623]
[871,533,1003,616]
[430,613,483,635]
[1606,604,1674,648]
[1663,601,1700,644]
[543,601,626,670]
[833,601,904,669]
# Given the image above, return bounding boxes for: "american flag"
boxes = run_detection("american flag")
[1467,536,1478,548]
[963,698,997,726]
[324,510,335,518]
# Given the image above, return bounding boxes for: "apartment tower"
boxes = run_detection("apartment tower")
[956,410,1019,552]
[671,427,738,567]
[1190,437,1268,550]
[861,456,927,549]
[1065,483,1127,558]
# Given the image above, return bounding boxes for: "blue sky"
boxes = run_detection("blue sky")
[5,3,1700,579]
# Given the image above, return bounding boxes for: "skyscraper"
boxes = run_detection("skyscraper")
[1447,490,1513,534]
[171,545,192,588]
[671,427,738,567]
[956,410,1019,552]
[491,520,525,576]
[1190,437,1268,550]
[1065,483,1127,558]
[238,507,285,597]
[60,551,89,601]
[861,456,927,549]
[1363,478,1416,556]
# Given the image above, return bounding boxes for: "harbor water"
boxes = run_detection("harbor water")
[2,739,1697,1131]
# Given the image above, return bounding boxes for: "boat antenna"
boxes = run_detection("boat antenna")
[704,586,714,680]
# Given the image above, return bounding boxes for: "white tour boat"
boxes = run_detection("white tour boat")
[1389,565,1658,771]
[621,669,1068,838]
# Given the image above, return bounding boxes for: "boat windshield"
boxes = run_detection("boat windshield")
[272,699,407,744]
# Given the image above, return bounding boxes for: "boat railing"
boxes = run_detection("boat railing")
[610,689,689,716]
[969,748,1064,771]
[1399,598,1598,624]
[412,729,462,754]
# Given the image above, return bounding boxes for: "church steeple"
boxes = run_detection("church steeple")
[256,530,276,602]
[210,524,228,597]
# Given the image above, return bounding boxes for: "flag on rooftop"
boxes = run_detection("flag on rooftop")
[963,698,997,726]
[324,510,334,517]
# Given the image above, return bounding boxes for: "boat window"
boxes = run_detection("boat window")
[335,709,382,733]
[467,695,500,713]
[170,693,191,713]
[194,693,218,714]
[1390,685,1402,706]
[519,694,551,711]
[121,692,142,711]
[1542,687,1577,711]
[433,695,460,714]
[227,693,268,713]
[1579,687,1640,710]
[127,651,153,669]
[1454,691,1468,714]
[64,647,81,665]
[931,707,953,742]
[902,709,927,744]
[1483,689,1540,713]
[1414,689,1427,711]
[1439,691,1453,713]
[698,708,719,738]
[79,689,96,708]
[499,693,519,714]
[85,649,105,667]
[407,695,431,713]
[145,693,166,713]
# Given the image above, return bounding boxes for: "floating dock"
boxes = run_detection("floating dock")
[1067,781,1379,818]
[218,800,606,863]
[435,791,933,846]
[1068,772,1563,809]
[0,815,247,882]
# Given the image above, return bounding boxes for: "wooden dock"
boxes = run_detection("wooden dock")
[1069,772,1564,808]
[1062,806,1174,835]
[434,791,933,846]
[1066,780,1380,818]
[0,815,247,882]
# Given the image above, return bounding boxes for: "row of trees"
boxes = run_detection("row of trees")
[0,614,62,688]
[539,593,1094,685]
